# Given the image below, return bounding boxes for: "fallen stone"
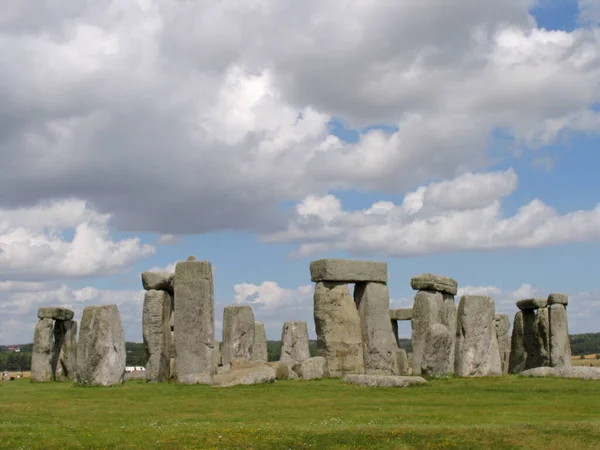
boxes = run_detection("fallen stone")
[212,363,276,387]
[76,305,126,387]
[31,318,54,382]
[396,348,409,375]
[252,322,268,363]
[355,282,399,375]
[273,359,298,379]
[389,308,413,321]
[421,323,452,377]
[221,305,255,366]
[549,303,571,369]
[520,367,560,377]
[310,259,387,283]
[38,307,74,321]
[547,293,568,306]
[268,361,291,380]
[280,321,310,362]
[293,356,328,380]
[494,314,511,375]
[455,296,502,377]
[125,371,147,381]
[177,373,213,385]
[141,271,174,294]
[143,290,172,382]
[534,307,550,367]
[314,281,364,376]
[54,320,78,381]
[343,374,426,388]
[521,366,600,380]
[174,259,215,383]
[516,298,547,311]
[410,274,457,296]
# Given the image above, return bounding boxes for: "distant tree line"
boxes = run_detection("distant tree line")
[570,333,600,356]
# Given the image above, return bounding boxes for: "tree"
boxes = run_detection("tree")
[579,354,586,360]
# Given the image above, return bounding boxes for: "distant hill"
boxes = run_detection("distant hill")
[3,332,598,369]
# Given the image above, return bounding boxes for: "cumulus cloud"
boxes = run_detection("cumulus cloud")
[0,1,598,236]
[0,199,154,280]
[264,169,600,257]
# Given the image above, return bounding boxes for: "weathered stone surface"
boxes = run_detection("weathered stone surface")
[547,293,568,306]
[251,322,267,363]
[125,371,147,381]
[76,305,126,386]
[411,290,442,375]
[455,296,502,377]
[54,320,78,381]
[440,293,457,374]
[516,298,547,311]
[212,362,276,387]
[421,323,452,377]
[494,314,511,375]
[509,310,536,373]
[410,274,457,295]
[396,348,409,375]
[521,366,600,380]
[212,340,221,371]
[549,303,571,369]
[38,307,74,321]
[520,367,560,377]
[274,359,298,379]
[355,282,399,375]
[141,271,174,294]
[343,374,426,387]
[389,308,413,321]
[314,281,364,376]
[268,361,291,380]
[293,356,328,380]
[31,318,54,382]
[310,259,387,283]
[280,321,310,362]
[143,290,172,382]
[221,306,255,366]
[534,307,550,367]
[174,259,215,383]
[177,373,213,385]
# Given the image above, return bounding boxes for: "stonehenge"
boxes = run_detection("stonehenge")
[143,290,172,382]
[280,321,310,362]
[252,322,268,363]
[221,305,255,366]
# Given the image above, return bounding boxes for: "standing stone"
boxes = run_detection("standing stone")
[212,340,221,372]
[509,310,537,373]
[76,305,126,386]
[455,296,502,377]
[314,281,364,376]
[421,323,452,377]
[411,290,442,375]
[440,294,457,375]
[534,308,550,367]
[396,348,409,375]
[174,258,215,384]
[252,322,268,363]
[354,282,399,375]
[221,306,255,367]
[54,320,78,381]
[494,314,511,375]
[280,321,310,362]
[549,303,571,369]
[31,318,54,382]
[143,290,172,382]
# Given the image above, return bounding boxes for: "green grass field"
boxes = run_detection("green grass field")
[1,376,599,449]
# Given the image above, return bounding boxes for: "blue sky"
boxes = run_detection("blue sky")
[1,0,599,344]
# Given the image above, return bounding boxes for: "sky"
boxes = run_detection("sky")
[1,0,600,344]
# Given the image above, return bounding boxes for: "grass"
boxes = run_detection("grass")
[1,376,599,449]
[572,354,600,367]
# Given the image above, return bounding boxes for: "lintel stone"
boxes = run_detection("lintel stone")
[38,307,74,321]
[516,298,548,311]
[389,308,413,321]
[410,274,457,295]
[141,271,174,293]
[310,259,387,283]
[547,293,568,306]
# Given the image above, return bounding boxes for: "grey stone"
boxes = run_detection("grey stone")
[221,305,255,367]
[141,271,174,294]
[389,308,413,321]
[314,281,364,376]
[421,323,452,377]
[411,290,442,375]
[343,374,426,387]
[54,320,78,381]
[212,362,276,387]
[76,305,126,386]
[31,318,54,382]
[310,259,387,283]
[509,310,536,373]
[274,359,298,379]
[174,259,215,383]
[410,274,457,295]
[143,290,172,382]
[520,367,560,377]
[549,303,571,369]
[125,371,147,381]
[396,348,409,375]
[516,298,548,311]
[280,321,310,362]
[293,356,329,380]
[252,322,268,363]
[212,340,221,372]
[534,307,550,367]
[268,361,292,380]
[565,366,600,380]
[547,293,568,306]
[440,293,457,374]
[38,307,74,321]
[355,282,399,375]
[455,296,502,377]
[494,314,511,375]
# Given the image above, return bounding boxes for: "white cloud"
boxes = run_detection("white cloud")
[0,199,155,279]
[155,234,181,246]
[146,262,176,274]
[264,168,600,258]
[0,2,598,236]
